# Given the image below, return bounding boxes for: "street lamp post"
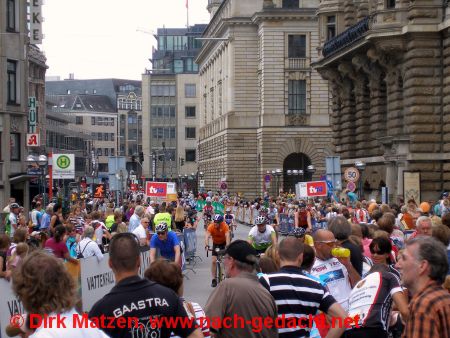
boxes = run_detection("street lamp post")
[271,169,282,196]
[355,161,366,199]
[198,171,204,194]
[306,165,316,181]
[26,154,48,206]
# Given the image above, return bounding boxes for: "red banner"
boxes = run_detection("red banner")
[306,181,327,197]
[130,183,138,192]
[145,182,167,197]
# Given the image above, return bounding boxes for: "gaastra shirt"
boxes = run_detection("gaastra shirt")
[89,276,195,338]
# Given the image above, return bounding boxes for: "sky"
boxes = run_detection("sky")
[42,0,211,80]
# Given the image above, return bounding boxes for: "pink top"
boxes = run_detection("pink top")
[44,237,68,259]
[362,237,372,258]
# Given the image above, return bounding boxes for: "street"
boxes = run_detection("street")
[182,219,252,307]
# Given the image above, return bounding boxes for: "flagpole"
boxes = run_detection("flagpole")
[186,0,189,30]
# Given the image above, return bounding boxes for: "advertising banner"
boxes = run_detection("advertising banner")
[0,279,24,338]
[296,181,328,198]
[145,182,167,197]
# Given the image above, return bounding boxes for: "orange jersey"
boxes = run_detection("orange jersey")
[207,222,229,245]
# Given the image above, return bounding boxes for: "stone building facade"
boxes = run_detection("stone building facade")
[197,0,333,198]
[0,0,47,208]
[314,0,450,202]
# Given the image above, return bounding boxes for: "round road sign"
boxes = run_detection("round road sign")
[220,182,228,190]
[346,181,356,192]
[56,155,71,169]
[344,167,360,182]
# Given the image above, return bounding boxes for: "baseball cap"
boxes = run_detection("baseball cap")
[219,240,258,265]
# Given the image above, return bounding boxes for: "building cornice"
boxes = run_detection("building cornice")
[252,8,318,25]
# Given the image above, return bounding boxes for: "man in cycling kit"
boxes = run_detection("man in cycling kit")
[150,222,181,265]
[203,201,214,228]
[224,207,236,238]
[247,216,277,255]
[205,214,230,287]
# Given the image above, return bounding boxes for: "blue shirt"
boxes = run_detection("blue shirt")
[150,231,180,260]
[40,212,51,230]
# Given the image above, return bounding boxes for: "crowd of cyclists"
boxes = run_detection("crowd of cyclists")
[1,188,450,338]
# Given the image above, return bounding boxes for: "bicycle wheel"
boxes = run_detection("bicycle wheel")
[216,260,223,282]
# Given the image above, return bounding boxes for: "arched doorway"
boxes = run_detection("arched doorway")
[283,153,311,193]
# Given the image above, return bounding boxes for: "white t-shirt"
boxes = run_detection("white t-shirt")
[132,224,147,240]
[311,257,352,311]
[76,238,103,260]
[92,221,107,245]
[30,308,110,338]
[8,212,18,238]
[248,225,275,249]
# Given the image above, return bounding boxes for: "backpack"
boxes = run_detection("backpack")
[77,240,94,259]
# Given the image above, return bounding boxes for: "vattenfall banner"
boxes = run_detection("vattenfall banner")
[0,251,152,337]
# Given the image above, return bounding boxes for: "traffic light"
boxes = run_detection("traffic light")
[131,155,136,162]
[139,152,144,163]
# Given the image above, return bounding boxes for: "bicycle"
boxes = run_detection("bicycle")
[206,246,226,284]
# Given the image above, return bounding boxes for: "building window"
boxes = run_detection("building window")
[185,127,196,139]
[7,0,16,31]
[10,133,20,161]
[288,80,306,115]
[97,133,103,141]
[185,84,196,98]
[110,148,115,156]
[104,148,109,156]
[185,106,196,118]
[185,149,196,162]
[282,0,299,8]
[75,116,83,125]
[151,84,176,97]
[386,0,395,8]
[91,117,96,125]
[327,16,336,41]
[104,133,109,141]
[97,148,102,156]
[174,59,184,73]
[288,35,306,58]
[7,60,17,104]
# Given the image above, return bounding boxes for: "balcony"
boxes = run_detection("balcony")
[286,58,309,70]
[322,16,371,58]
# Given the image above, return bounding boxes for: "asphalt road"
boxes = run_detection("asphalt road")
[182,219,252,307]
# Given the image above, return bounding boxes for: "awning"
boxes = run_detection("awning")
[9,173,38,184]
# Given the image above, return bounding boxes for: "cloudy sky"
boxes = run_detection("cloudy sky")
[42,0,211,80]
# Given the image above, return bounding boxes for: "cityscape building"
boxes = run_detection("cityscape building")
[46,78,142,177]
[142,24,206,190]
[0,0,47,208]
[45,94,117,181]
[196,0,332,198]
[314,0,450,201]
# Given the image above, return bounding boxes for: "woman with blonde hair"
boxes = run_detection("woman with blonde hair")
[174,205,186,232]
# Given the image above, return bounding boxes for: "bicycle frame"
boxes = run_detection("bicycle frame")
[206,247,226,284]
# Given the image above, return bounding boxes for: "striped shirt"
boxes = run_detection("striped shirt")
[260,266,337,338]
[172,301,210,338]
[403,280,450,338]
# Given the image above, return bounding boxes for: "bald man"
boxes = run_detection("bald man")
[310,229,360,311]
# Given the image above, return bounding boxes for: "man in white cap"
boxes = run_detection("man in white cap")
[146,200,156,215]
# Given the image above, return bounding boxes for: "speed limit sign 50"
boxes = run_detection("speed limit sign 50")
[344,167,360,182]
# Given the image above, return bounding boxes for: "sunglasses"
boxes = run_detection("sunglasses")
[157,232,166,235]
[370,249,388,255]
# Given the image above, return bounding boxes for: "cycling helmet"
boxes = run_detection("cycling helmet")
[155,222,168,233]
[288,227,306,238]
[255,216,267,225]
[226,207,232,212]
[213,214,224,223]
[259,206,268,214]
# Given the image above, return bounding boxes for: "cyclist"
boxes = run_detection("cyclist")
[248,216,277,255]
[224,207,237,238]
[150,222,181,266]
[203,201,215,229]
[288,227,314,246]
[205,214,230,287]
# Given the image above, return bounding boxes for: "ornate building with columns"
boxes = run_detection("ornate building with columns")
[314,0,450,202]
[197,0,333,198]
